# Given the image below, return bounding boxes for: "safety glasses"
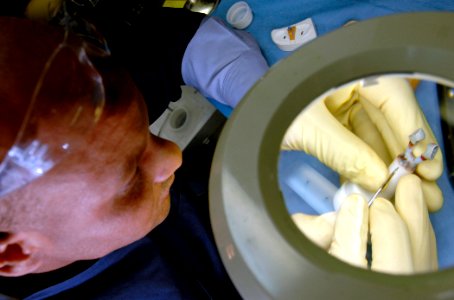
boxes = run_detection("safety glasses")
[0,23,106,198]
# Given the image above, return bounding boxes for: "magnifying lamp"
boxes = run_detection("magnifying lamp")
[209,12,454,299]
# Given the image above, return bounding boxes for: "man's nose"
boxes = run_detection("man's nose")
[141,134,182,183]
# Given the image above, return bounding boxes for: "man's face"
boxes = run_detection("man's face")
[19,70,182,272]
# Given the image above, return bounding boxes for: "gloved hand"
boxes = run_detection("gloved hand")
[282,77,443,211]
[25,0,62,20]
[292,174,438,274]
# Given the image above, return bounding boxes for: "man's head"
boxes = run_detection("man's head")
[0,17,182,276]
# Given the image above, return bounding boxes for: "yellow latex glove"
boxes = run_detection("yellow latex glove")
[25,0,62,21]
[292,174,438,274]
[293,194,369,269]
[282,77,443,211]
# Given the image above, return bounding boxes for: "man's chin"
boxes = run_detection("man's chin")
[147,195,171,231]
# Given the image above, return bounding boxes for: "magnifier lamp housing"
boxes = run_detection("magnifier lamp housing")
[209,12,454,300]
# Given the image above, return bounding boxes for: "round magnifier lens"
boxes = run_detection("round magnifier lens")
[0,34,105,197]
[209,12,454,299]
[279,73,453,275]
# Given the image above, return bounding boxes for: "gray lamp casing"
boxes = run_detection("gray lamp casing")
[209,12,454,300]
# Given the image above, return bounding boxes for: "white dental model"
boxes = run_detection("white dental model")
[271,18,317,51]
[332,128,439,210]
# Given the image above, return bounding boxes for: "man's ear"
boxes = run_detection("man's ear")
[0,232,43,277]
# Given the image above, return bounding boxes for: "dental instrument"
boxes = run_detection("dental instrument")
[333,128,439,210]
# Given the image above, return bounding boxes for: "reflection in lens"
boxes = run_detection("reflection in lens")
[0,35,105,197]
[279,74,453,275]
[439,85,454,188]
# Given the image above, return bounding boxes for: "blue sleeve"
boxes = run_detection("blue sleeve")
[182,16,269,108]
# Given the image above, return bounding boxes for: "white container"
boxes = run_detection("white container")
[271,17,317,51]
[226,1,253,30]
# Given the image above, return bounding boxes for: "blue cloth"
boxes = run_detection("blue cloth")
[214,0,454,66]
[211,1,454,269]
[211,0,454,116]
